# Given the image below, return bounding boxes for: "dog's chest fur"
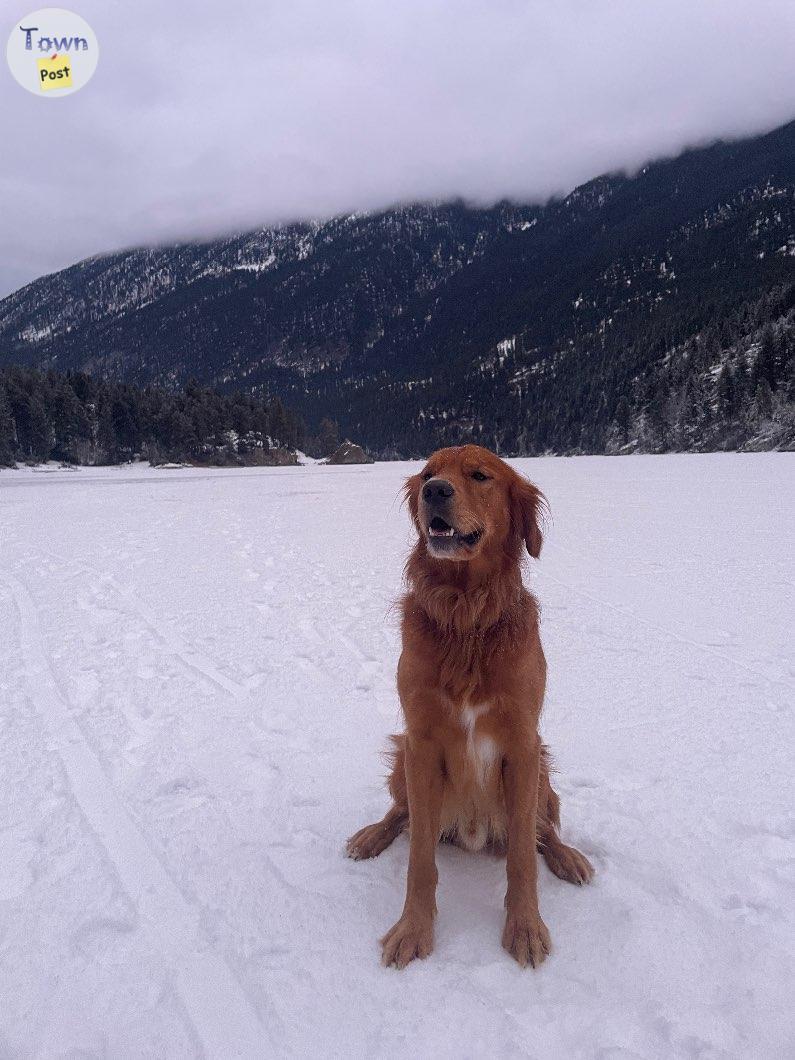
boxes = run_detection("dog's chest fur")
[459,703,499,784]
[439,700,506,852]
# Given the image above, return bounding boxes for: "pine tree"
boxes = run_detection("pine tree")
[752,328,777,391]
[0,384,15,465]
[753,379,773,422]
[716,364,736,417]
[166,409,198,461]
[97,402,119,464]
[110,393,141,456]
[614,395,631,442]
[14,392,51,461]
[50,377,90,461]
[734,348,750,398]
[318,417,340,456]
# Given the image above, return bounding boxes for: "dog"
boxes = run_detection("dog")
[347,444,593,968]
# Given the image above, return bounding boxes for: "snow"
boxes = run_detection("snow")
[19,324,54,343]
[0,454,793,1059]
[233,255,277,273]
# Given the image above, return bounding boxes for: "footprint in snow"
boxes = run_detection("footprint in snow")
[0,832,36,900]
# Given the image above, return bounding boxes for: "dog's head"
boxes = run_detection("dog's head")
[404,445,545,564]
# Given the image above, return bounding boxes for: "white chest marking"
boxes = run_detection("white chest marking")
[460,703,499,786]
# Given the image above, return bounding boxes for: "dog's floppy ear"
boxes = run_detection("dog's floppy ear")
[403,473,423,533]
[510,474,546,558]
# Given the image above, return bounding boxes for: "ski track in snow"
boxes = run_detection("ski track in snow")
[0,454,793,1059]
[0,570,268,1059]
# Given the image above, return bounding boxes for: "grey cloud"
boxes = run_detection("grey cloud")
[1,0,794,295]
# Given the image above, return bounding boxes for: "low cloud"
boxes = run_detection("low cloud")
[1,0,794,295]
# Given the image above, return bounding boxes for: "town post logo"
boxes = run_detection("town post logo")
[7,8,98,97]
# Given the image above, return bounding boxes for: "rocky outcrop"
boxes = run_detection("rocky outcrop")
[325,440,373,464]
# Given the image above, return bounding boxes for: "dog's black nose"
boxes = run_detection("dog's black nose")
[423,478,455,503]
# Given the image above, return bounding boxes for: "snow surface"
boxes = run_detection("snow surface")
[0,455,792,1059]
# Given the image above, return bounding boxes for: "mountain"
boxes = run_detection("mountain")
[1,120,794,456]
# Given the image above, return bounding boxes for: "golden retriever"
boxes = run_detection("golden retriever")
[347,444,593,968]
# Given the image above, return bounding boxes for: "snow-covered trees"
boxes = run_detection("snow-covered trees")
[0,368,305,467]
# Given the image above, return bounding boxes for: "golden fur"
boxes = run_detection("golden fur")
[347,444,593,968]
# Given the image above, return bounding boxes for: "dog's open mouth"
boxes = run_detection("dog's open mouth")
[427,516,482,551]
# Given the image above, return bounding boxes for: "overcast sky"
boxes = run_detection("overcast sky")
[1,0,794,297]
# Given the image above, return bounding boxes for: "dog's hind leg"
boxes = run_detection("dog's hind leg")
[346,803,408,860]
[536,745,594,885]
[346,734,409,860]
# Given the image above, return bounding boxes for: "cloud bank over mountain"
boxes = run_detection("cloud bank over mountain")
[1,0,794,295]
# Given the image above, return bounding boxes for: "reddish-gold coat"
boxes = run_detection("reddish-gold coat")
[347,445,593,968]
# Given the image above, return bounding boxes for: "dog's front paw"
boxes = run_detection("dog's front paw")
[502,908,551,968]
[381,914,434,969]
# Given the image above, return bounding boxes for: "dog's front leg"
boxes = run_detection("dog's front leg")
[502,733,551,967]
[381,733,444,968]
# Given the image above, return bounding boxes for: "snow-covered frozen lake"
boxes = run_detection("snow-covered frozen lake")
[1,454,792,1059]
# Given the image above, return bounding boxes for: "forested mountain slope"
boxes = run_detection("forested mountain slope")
[1,120,793,455]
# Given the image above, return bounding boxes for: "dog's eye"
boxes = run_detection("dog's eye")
[471,470,489,482]
[421,470,433,481]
